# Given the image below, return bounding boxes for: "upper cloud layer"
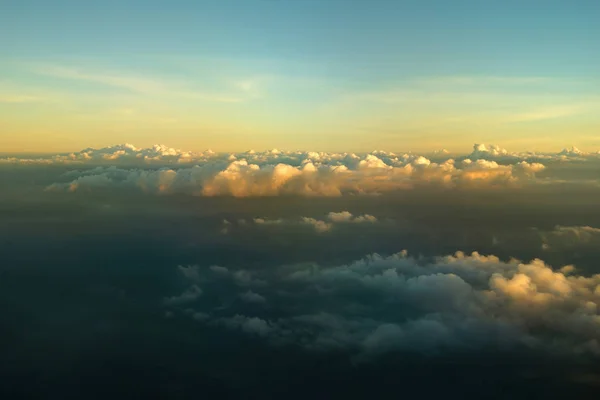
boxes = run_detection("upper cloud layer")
[2,142,598,196]
[0,143,212,165]
[465,143,600,163]
[33,144,558,197]
[44,159,545,196]
[3,142,598,166]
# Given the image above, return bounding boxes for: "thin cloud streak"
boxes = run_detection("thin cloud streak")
[504,105,592,123]
[444,104,597,125]
[0,95,44,103]
[29,64,257,103]
[412,75,559,86]
[32,65,167,93]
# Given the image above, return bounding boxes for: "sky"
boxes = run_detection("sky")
[3,3,600,396]
[1,0,599,153]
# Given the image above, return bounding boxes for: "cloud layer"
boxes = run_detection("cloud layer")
[164,249,600,357]
[1,142,598,196]
[3,142,598,166]
[467,143,600,163]
[26,143,564,196]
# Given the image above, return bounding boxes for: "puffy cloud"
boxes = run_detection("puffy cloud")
[232,270,268,288]
[162,265,205,306]
[327,211,377,223]
[300,217,332,233]
[44,157,546,197]
[515,161,546,174]
[465,143,600,163]
[224,211,380,234]
[447,158,543,184]
[0,143,212,165]
[210,265,231,275]
[6,142,600,196]
[3,142,598,169]
[558,147,587,157]
[469,143,510,159]
[166,250,600,356]
[163,284,202,306]
[218,315,273,337]
[239,290,267,304]
[177,265,202,282]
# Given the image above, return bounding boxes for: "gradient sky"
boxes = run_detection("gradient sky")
[1,0,599,153]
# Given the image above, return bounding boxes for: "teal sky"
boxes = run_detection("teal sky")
[1,0,599,152]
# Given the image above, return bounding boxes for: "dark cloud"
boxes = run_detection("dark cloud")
[163,249,600,357]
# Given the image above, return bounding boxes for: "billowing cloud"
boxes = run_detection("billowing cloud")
[34,143,557,196]
[465,143,600,163]
[4,142,600,196]
[1,142,598,167]
[0,143,215,165]
[0,142,541,166]
[164,250,600,357]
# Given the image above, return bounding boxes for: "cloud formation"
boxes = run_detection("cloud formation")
[239,290,267,304]
[327,211,378,223]
[0,143,210,165]
[3,142,599,196]
[466,143,600,163]
[4,142,590,166]
[30,143,560,197]
[231,211,379,233]
[540,225,600,250]
[163,284,203,306]
[164,249,600,357]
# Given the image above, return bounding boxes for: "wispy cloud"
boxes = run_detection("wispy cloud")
[439,103,598,127]
[0,95,44,103]
[33,65,167,94]
[234,80,258,92]
[337,89,522,106]
[503,104,591,123]
[29,64,258,103]
[339,74,589,106]
[114,108,136,116]
[413,76,553,86]
[228,75,274,100]
[179,92,244,103]
[332,75,600,127]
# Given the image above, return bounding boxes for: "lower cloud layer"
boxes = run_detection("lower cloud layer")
[164,250,600,356]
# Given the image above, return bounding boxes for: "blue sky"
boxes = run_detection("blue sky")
[1,0,599,152]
